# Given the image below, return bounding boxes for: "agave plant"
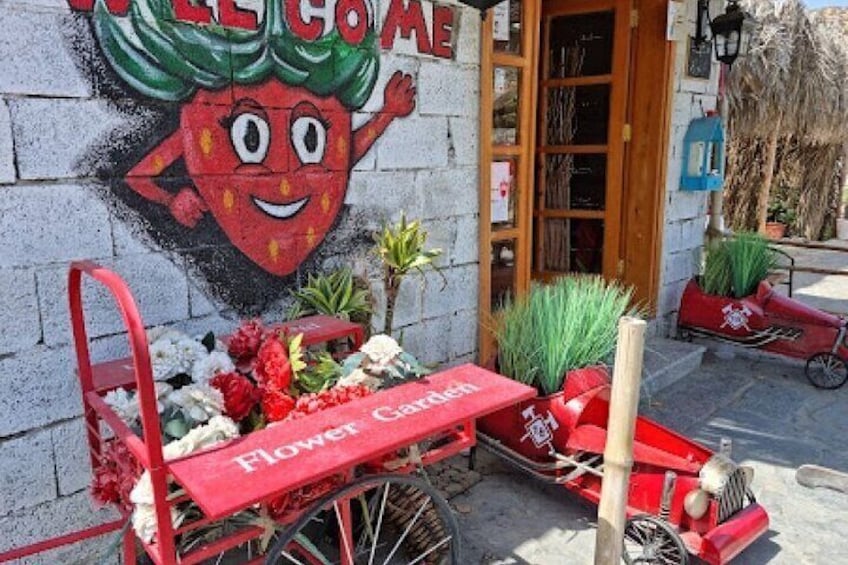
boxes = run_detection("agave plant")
[373,213,443,336]
[702,233,776,298]
[289,269,372,325]
[495,276,635,396]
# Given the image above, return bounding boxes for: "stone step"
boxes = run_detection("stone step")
[638,336,706,398]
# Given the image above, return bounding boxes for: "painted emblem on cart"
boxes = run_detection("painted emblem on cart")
[520,405,560,451]
[721,303,752,331]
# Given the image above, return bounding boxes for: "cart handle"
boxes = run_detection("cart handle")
[68,261,170,480]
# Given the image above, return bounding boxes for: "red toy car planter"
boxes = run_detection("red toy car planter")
[477,367,769,565]
[679,279,848,389]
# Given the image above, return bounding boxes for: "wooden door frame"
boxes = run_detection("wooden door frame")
[477,0,675,360]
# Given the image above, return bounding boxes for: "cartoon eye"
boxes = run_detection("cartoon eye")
[230,113,270,164]
[291,116,327,165]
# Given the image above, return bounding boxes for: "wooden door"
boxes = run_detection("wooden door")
[533,0,632,281]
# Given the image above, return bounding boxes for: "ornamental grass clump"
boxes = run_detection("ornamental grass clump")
[702,233,777,298]
[495,276,634,396]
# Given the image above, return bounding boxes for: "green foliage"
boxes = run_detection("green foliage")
[296,352,342,393]
[495,276,634,396]
[702,233,777,298]
[290,269,371,323]
[374,213,443,336]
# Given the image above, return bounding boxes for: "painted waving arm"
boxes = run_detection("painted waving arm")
[352,71,416,163]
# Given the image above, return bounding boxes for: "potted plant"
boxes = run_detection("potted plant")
[478,276,634,461]
[288,268,372,327]
[765,200,794,240]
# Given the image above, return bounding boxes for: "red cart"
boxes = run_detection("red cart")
[0,262,534,565]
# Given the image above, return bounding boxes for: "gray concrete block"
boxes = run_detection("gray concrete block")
[368,276,423,334]
[418,62,478,117]
[448,308,477,360]
[448,116,479,167]
[452,214,478,266]
[0,183,112,268]
[0,7,92,98]
[639,336,706,398]
[422,264,477,319]
[0,428,55,512]
[454,6,481,65]
[0,99,14,184]
[0,345,80,437]
[419,167,477,219]
[0,268,41,355]
[111,214,160,257]
[52,418,91,496]
[9,98,135,180]
[345,170,423,219]
[0,490,119,555]
[397,316,451,366]
[0,0,71,12]
[657,278,690,319]
[420,217,456,267]
[37,254,190,346]
[376,117,449,169]
[663,250,697,286]
[667,190,709,222]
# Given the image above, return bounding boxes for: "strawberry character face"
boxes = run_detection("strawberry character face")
[179,80,352,276]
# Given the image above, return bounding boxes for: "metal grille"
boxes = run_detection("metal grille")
[717,467,748,523]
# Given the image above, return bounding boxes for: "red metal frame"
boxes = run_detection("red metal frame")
[1,261,534,564]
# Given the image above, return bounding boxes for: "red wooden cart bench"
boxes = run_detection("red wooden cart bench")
[0,262,534,565]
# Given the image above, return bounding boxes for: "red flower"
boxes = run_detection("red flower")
[228,319,265,362]
[91,440,138,512]
[254,335,292,391]
[287,385,372,420]
[211,372,259,422]
[262,389,296,422]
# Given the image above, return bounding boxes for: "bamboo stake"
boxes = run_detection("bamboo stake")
[594,316,647,565]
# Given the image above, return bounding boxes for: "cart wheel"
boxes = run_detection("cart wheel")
[622,515,688,565]
[265,474,461,565]
[805,352,848,389]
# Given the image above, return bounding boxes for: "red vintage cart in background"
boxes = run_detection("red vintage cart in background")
[0,261,535,565]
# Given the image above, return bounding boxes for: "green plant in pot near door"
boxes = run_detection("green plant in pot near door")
[478,275,635,462]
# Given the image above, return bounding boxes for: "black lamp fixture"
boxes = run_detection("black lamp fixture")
[694,0,755,66]
[456,0,505,15]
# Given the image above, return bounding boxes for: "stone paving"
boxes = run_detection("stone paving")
[450,350,848,564]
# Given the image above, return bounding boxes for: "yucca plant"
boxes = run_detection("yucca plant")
[702,233,776,298]
[374,213,443,336]
[290,269,371,325]
[495,276,635,396]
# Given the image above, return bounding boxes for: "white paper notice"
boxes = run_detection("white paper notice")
[491,161,511,224]
[493,1,510,42]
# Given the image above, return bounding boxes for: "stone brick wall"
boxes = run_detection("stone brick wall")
[655,0,723,335]
[0,0,480,559]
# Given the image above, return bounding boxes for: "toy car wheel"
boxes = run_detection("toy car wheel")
[265,473,460,564]
[805,352,848,389]
[622,514,689,565]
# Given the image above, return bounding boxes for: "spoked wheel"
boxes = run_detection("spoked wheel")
[622,515,689,565]
[265,474,460,565]
[805,352,848,389]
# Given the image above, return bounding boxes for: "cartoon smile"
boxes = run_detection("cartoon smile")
[252,195,310,219]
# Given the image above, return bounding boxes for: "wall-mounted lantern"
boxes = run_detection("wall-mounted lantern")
[694,0,755,66]
[680,115,725,191]
[455,0,505,14]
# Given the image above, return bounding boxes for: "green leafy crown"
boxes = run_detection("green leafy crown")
[93,0,379,108]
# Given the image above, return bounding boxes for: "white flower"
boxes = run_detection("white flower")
[173,338,207,375]
[146,326,187,344]
[190,351,235,385]
[360,334,403,365]
[103,387,139,424]
[154,382,173,413]
[149,339,180,381]
[163,415,240,460]
[131,501,185,543]
[337,368,383,391]
[167,384,224,423]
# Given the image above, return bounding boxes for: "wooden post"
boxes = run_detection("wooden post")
[594,316,647,565]
[757,115,782,233]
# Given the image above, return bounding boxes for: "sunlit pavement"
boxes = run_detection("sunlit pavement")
[452,351,847,564]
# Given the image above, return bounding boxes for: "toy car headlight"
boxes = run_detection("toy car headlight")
[684,488,710,519]
[699,453,738,495]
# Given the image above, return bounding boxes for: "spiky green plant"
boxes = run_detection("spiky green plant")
[702,233,776,298]
[290,269,371,324]
[495,276,634,396]
[374,213,443,336]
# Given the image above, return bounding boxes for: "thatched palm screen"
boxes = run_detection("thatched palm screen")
[724,0,848,239]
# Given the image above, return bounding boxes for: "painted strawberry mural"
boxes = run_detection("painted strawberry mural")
[89,0,414,278]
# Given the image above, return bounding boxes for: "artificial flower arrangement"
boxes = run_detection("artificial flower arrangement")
[91,320,427,552]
